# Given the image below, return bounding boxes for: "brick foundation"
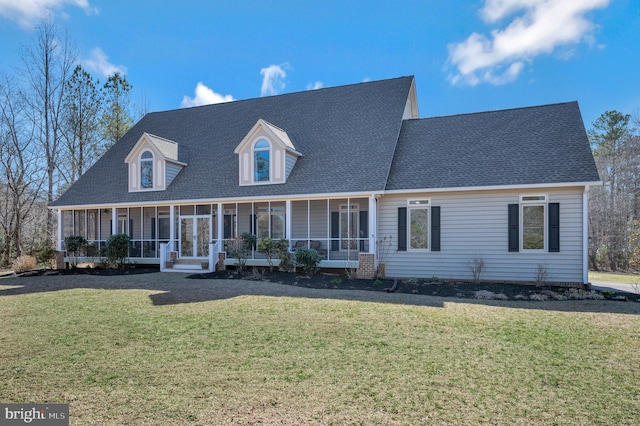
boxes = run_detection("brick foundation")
[357,253,375,279]
[55,252,66,270]
[216,252,226,271]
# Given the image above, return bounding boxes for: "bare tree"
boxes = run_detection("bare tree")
[0,76,45,266]
[589,110,640,270]
[21,16,77,243]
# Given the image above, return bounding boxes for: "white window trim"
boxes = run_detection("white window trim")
[253,138,272,184]
[520,194,547,252]
[407,199,430,251]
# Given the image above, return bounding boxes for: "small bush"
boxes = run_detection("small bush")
[258,238,290,271]
[64,235,87,268]
[105,233,130,268]
[37,246,58,268]
[228,233,256,272]
[13,255,37,273]
[535,263,550,286]
[294,247,322,275]
[273,239,293,272]
[468,255,486,284]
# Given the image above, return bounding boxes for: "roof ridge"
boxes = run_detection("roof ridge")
[146,76,416,115]
[413,101,579,121]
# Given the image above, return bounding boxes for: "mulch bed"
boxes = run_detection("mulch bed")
[196,269,640,302]
[10,267,640,302]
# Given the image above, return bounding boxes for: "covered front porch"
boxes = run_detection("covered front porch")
[56,196,379,274]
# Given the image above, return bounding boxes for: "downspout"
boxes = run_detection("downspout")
[583,186,589,285]
[56,209,63,251]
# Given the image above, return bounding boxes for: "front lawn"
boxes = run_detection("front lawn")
[1,276,639,425]
[590,270,640,285]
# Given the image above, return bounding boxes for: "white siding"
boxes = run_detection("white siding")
[378,188,585,283]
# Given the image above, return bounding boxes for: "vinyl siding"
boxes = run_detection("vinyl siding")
[285,152,297,180]
[166,163,182,187]
[378,187,585,283]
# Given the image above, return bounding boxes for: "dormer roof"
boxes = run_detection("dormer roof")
[124,133,185,165]
[234,119,302,156]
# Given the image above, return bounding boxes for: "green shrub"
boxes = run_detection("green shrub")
[105,233,130,268]
[37,246,58,268]
[272,239,293,272]
[64,235,87,268]
[228,233,257,271]
[257,237,277,271]
[294,247,322,275]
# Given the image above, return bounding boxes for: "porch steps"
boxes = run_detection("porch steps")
[171,259,208,272]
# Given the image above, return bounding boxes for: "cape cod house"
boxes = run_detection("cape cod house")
[50,76,600,284]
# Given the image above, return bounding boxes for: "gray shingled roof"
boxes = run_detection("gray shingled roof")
[385,101,600,191]
[52,76,414,207]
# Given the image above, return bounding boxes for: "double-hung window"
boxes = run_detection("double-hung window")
[521,195,546,250]
[409,199,430,250]
[509,195,559,253]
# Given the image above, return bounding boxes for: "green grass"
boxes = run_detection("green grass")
[590,271,640,285]
[1,283,639,425]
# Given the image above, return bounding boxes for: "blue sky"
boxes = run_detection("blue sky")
[0,0,638,128]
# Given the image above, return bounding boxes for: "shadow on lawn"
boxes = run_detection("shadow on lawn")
[0,268,638,315]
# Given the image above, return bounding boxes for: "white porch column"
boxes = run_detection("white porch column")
[111,208,117,235]
[368,195,377,255]
[56,210,63,251]
[217,203,224,248]
[285,200,292,241]
[170,205,176,243]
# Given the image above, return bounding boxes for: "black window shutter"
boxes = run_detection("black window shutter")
[250,215,257,249]
[129,219,133,239]
[431,206,441,252]
[151,218,156,239]
[398,207,407,251]
[359,210,368,251]
[548,203,560,252]
[508,204,519,252]
[331,211,339,251]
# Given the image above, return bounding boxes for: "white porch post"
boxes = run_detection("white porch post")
[285,200,292,241]
[583,187,589,285]
[170,205,176,245]
[111,208,117,235]
[217,203,224,249]
[368,195,377,256]
[56,210,63,251]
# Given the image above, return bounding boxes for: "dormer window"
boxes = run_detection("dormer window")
[254,139,270,182]
[140,151,154,189]
[125,133,187,192]
[235,119,302,186]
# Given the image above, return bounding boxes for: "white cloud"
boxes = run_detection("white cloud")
[447,0,610,86]
[82,47,126,78]
[181,82,234,108]
[0,0,98,29]
[306,81,323,90]
[260,63,290,96]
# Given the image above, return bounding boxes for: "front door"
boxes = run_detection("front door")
[180,215,211,258]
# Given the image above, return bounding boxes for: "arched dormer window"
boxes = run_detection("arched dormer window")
[140,150,154,189]
[254,139,270,182]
